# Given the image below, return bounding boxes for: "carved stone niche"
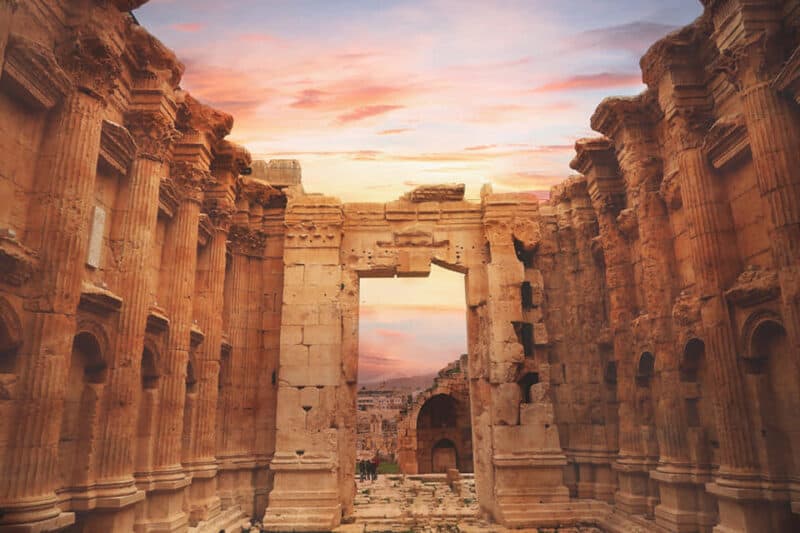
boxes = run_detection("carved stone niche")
[703,114,750,170]
[98,119,137,177]
[1,34,71,110]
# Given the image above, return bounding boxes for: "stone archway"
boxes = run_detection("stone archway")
[263,186,570,531]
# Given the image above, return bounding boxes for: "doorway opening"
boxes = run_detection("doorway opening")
[356,265,471,476]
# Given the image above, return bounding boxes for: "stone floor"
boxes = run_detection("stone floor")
[332,474,605,533]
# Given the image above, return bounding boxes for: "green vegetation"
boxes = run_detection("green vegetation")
[377,461,400,474]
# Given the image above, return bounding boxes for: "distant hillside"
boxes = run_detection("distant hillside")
[361,372,437,392]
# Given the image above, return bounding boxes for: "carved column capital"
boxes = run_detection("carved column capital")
[713,31,786,90]
[203,199,234,233]
[57,28,124,101]
[667,106,713,151]
[228,225,267,256]
[171,161,214,204]
[125,110,181,162]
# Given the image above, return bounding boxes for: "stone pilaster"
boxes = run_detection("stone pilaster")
[0,26,121,530]
[262,194,344,532]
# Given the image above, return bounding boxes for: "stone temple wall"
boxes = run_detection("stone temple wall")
[0,1,286,531]
[1,1,800,533]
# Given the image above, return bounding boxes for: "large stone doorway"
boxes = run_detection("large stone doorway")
[262,186,571,531]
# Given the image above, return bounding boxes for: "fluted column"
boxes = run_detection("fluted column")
[0,28,120,523]
[152,165,206,479]
[216,220,256,509]
[184,208,230,524]
[91,108,178,508]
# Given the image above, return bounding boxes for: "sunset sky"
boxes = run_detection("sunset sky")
[136,0,702,381]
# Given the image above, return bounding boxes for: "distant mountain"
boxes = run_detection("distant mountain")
[360,372,437,392]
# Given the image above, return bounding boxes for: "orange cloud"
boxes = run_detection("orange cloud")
[532,72,642,92]
[170,22,205,32]
[337,104,404,124]
[378,128,413,135]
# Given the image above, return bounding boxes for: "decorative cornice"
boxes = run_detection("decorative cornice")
[57,27,124,101]
[702,114,750,170]
[78,281,123,315]
[641,23,701,88]
[0,228,37,286]
[3,34,71,110]
[570,137,624,209]
[126,24,184,89]
[238,176,281,208]
[590,92,661,140]
[99,119,137,176]
[212,140,251,176]
[125,110,180,162]
[176,92,233,140]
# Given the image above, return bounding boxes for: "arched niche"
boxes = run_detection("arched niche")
[136,344,161,472]
[59,330,107,487]
[746,318,798,479]
[636,351,655,386]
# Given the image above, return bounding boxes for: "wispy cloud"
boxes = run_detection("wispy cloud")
[532,72,642,93]
[169,22,205,32]
[337,104,404,123]
[378,128,413,135]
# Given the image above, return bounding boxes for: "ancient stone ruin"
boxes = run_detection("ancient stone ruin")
[1,0,800,532]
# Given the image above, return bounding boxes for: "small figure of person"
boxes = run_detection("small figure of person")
[358,459,366,482]
[371,454,380,481]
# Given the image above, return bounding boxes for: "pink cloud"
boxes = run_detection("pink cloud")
[532,72,642,93]
[337,104,404,124]
[170,22,205,33]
